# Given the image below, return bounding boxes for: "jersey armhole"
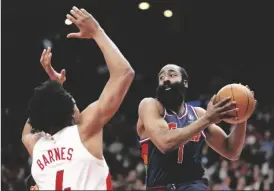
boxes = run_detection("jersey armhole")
[190,106,207,138]
[73,125,106,166]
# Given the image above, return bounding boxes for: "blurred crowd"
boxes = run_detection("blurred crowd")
[2,93,274,191]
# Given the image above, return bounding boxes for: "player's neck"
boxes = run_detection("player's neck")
[169,102,185,116]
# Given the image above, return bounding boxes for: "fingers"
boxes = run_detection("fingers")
[80,8,90,16]
[40,47,52,68]
[39,47,58,80]
[66,6,88,24]
[44,48,52,66]
[219,101,237,112]
[220,108,239,119]
[66,14,77,24]
[207,94,216,107]
[215,97,232,107]
[71,6,85,18]
[67,32,81,38]
[60,69,66,81]
[40,49,46,63]
[210,94,216,102]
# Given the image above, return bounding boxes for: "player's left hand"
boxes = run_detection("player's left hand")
[66,6,103,39]
[40,47,66,84]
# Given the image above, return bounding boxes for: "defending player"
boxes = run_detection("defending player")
[22,6,134,190]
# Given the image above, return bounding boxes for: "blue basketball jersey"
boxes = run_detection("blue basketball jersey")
[139,103,206,187]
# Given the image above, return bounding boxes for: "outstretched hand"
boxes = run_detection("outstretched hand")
[40,47,66,84]
[205,95,238,124]
[66,6,103,39]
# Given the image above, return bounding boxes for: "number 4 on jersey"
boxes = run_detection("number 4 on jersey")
[56,170,71,190]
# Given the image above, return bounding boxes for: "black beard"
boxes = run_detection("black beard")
[156,82,186,112]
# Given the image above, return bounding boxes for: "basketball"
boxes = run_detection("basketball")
[215,83,256,124]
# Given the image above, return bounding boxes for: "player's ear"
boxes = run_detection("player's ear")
[183,80,188,88]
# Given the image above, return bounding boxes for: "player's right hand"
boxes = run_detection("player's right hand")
[40,47,66,84]
[66,6,103,39]
[205,95,239,124]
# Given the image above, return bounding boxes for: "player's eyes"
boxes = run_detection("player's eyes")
[170,73,176,77]
[159,76,164,80]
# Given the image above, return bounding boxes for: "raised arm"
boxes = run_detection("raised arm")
[138,97,237,153]
[22,119,47,156]
[66,7,134,137]
[21,48,64,156]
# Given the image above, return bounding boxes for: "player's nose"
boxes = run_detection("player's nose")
[163,79,171,86]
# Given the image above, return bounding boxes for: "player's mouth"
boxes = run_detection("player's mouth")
[165,87,171,91]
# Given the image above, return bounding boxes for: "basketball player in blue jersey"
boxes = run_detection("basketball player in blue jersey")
[137,64,253,190]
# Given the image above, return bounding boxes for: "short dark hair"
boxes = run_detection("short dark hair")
[27,80,75,134]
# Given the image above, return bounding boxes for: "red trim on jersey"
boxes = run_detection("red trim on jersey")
[139,137,150,143]
[141,143,149,165]
[106,172,113,191]
[165,103,188,119]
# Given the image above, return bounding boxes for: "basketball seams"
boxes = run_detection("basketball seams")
[218,84,255,124]
[230,85,239,121]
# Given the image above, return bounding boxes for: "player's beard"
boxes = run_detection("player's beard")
[156,82,186,112]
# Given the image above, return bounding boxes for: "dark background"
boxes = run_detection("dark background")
[2,0,273,190]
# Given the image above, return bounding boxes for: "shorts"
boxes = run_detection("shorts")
[146,179,208,191]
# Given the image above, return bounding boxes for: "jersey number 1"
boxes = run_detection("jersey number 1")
[56,170,71,190]
[168,122,184,163]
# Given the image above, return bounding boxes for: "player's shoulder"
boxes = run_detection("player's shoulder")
[192,106,206,118]
[139,97,156,104]
[139,97,162,110]
[138,97,164,116]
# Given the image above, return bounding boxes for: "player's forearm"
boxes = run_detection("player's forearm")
[226,121,247,159]
[163,116,210,152]
[94,30,134,77]
[22,119,32,138]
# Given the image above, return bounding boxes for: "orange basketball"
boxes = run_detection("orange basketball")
[215,84,256,124]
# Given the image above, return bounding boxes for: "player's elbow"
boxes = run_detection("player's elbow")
[224,152,240,161]
[124,67,135,81]
[158,145,171,154]
[158,138,177,154]
[117,67,135,87]
[117,65,135,79]
[226,155,240,161]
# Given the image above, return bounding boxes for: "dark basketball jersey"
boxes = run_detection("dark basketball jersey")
[139,103,206,187]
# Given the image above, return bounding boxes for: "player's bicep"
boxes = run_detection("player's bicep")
[79,71,134,136]
[139,98,169,152]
